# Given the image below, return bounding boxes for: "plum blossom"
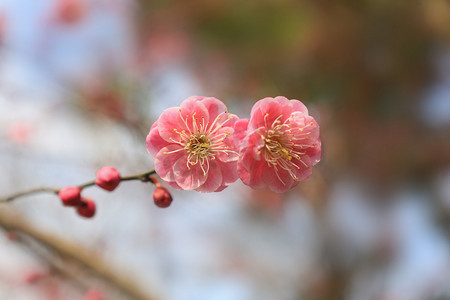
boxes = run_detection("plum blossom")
[146,96,240,192]
[237,96,321,193]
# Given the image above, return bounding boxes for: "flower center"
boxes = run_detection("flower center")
[264,129,292,161]
[258,113,313,185]
[185,134,211,158]
[163,109,238,177]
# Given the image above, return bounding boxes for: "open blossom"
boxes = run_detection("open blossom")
[146,96,240,192]
[238,96,321,193]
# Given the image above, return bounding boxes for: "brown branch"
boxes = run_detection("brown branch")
[0,210,162,300]
[0,225,89,292]
[1,169,156,203]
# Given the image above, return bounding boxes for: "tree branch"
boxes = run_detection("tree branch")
[1,169,156,203]
[0,210,162,300]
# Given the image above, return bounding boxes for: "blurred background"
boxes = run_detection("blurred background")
[0,0,450,299]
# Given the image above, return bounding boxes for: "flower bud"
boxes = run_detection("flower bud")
[77,197,96,218]
[58,186,81,206]
[54,0,86,25]
[95,166,120,191]
[83,288,103,300]
[22,271,47,284]
[153,187,172,208]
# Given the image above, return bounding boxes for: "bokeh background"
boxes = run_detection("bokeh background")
[0,0,450,299]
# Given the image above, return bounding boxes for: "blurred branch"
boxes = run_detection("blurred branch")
[0,210,162,300]
[0,225,88,292]
[0,169,156,204]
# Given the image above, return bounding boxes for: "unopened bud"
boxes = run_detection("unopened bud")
[95,166,121,191]
[153,187,172,208]
[54,0,86,25]
[77,197,96,218]
[83,288,103,300]
[22,271,47,284]
[58,186,81,206]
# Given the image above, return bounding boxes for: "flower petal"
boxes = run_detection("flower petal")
[173,156,208,190]
[233,118,249,146]
[158,107,185,142]
[263,166,296,193]
[237,156,267,190]
[195,159,223,193]
[199,96,228,120]
[179,97,210,133]
[146,121,171,157]
[154,145,186,183]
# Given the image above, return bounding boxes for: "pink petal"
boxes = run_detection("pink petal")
[165,180,183,190]
[308,138,322,165]
[249,98,283,131]
[173,156,208,190]
[195,160,223,193]
[286,98,309,115]
[154,145,185,183]
[179,97,210,132]
[263,166,296,193]
[218,160,239,186]
[198,96,228,120]
[237,156,267,190]
[158,107,185,142]
[233,118,249,146]
[209,160,239,192]
[212,127,239,163]
[239,132,264,164]
[146,121,171,157]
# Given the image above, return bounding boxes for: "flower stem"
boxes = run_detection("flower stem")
[1,169,156,204]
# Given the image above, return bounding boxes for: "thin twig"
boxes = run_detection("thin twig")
[1,169,156,204]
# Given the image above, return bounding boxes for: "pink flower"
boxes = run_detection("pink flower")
[146,96,240,192]
[238,96,321,193]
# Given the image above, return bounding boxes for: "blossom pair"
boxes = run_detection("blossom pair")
[146,96,321,193]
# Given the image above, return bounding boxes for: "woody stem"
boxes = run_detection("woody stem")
[0,169,157,204]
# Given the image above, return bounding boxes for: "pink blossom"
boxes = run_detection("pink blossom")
[237,96,321,193]
[146,96,240,192]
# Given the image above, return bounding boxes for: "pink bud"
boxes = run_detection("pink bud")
[77,197,96,218]
[153,187,172,208]
[95,166,120,191]
[83,288,103,300]
[22,270,47,284]
[54,0,86,25]
[58,186,81,206]
[7,122,30,144]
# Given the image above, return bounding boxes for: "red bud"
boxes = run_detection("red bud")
[58,186,81,206]
[95,166,121,191]
[153,187,172,208]
[77,197,96,218]
[83,288,103,300]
